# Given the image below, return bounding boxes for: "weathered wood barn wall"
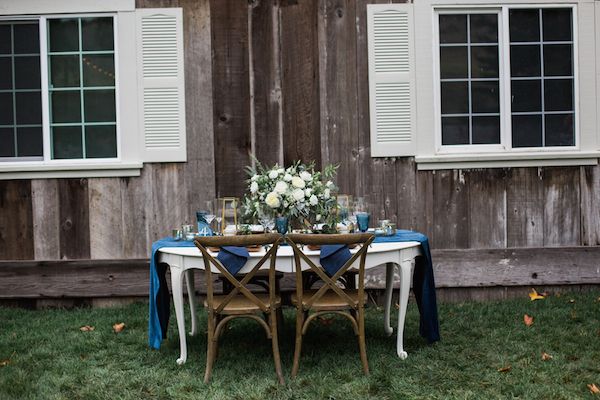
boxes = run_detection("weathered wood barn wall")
[1,0,599,301]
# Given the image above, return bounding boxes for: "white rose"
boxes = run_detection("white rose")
[291,176,305,189]
[292,189,305,202]
[268,170,278,179]
[304,188,312,197]
[274,181,288,194]
[250,181,259,193]
[324,188,331,199]
[283,173,293,182]
[309,195,318,206]
[326,180,334,188]
[283,201,289,208]
[251,174,259,182]
[277,168,284,174]
[316,214,321,221]
[265,192,280,208]
[300,171,312,181]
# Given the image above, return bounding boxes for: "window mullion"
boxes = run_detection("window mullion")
[538,9,545,147]
[39,16,51,162]
[467,16,473,145]
[78,18,86,159]
[501,7,512,150]
[11,24,18,157]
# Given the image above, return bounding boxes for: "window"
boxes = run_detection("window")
[436,6,577,152]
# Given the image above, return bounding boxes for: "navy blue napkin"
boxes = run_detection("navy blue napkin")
[320,244,352,277]
[217,246,250,276]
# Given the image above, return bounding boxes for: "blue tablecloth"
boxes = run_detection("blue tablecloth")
[148,230,440,349]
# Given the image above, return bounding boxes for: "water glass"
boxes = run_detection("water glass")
[356,212,370,232]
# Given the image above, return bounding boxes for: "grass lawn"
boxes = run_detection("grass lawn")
[1,291,600,399]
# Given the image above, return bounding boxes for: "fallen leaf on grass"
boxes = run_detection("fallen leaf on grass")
[394,303,400,310]
[529,288,546,301]
[569,299,576,304]
[0,352,16,367]
[112,322,125,333]
[588,383,600,395]
[498,366,511,373]
[318,317,335,326]
[80,325,95,332]
[541,352,553,361]
[524,314,534,327]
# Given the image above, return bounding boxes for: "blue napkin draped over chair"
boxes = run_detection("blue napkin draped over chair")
[319,244,352,277]
[216,246,250,276]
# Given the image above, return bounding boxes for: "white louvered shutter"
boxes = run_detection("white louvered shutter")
[367,4,416,157]
[136,8,186,162]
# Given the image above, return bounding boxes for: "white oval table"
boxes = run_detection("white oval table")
[158,241,421,364]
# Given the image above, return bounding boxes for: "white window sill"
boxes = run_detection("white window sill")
[0,161,143,180]
[415,151,600,170]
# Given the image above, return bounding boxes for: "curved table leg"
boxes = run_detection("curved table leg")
[383,262,395,336]
[170,266,188,365]
[396,258,415,360]
[185,269,198,336]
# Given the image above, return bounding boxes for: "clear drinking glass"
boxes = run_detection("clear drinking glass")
[214,198,223,235]
[257,206,272,233]
[204,200,215,235]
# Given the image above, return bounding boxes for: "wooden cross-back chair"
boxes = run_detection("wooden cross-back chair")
[194,233,284,384]
[285,233,375,377]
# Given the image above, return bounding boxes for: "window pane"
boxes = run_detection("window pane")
[0,25,11,54]
[48,19,79,52]
[15,92,42,125]
[442,117,469,145]
[512,115,542,147]
[439,14,467,44]
[84,90,116,122]
[471,46,499,78]
[0,128,15,157]
[542,9,572,42]
[545,114,574,146]
[441,82,469,114]
[86,125,117,158]
[543,44,572,76]
[0,93,13,125]
[470,14,498,43]
[511,80,541,112]
[544,79,573,111]
[16,127,43,157]
[14,56,41,89]
[0,58,11,90]
[510,45,540,77]
[51,90,81,123]
[82,55,115,87]
[472,116,500,144]
[50,55,80,88]
[81,18,114,51]
[52,126,82,159]
[13,24,39,54]
[509,9,540,42]
[440,47,468,79]
[471,81,499,113]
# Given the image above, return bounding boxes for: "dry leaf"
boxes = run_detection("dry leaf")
[588,383,600,395]
[498,366,511,373]
[394,303,400,310]
[79,325,95,332]
[541,352,553,361]
[529,288,546,301]
[112,322,125,333]
[569,299,576,304]
[524,314,534,327]
[0,351,16,367]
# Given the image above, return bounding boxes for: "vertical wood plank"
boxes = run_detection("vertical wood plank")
[251,0,283,166]
[211,0,251,197]
[506,168,544,247]
[466,169,507,248]
[318,0,359,194]
[280,0,321,167]
[58,179,90,260]
[89,178,123,259]
[432,170,469,249]
[415,169,434,238]
[120,168,153,259]
[149,164,188,243]
[31,179,60,260]
[396,157,419,231]
[580,165,600,246]
[0,180,34,260]
[543,167,581,246]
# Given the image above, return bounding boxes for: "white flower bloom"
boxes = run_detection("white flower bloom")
[251,174,259,182]
[283,201,289,208]
[304,188,312,197]
[324,188,331,199]
[300,171,312,181]
[292,189,305,202]
[265,192,280,208]
[283,173,293,182]
[268,170,279,179]
[309,195,318,206]
[277,168,284,174]
[274,181,288,194]
[316,214,321,221]
[250,181,259,193]
[289,167,297,174]
[326,180,334,188]
[291,176,305,189]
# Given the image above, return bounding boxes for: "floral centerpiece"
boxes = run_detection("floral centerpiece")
[241,160,339,231]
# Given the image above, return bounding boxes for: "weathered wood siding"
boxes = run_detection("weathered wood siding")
[0,0,599,270]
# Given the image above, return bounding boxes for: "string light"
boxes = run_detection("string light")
[82,56,115,79]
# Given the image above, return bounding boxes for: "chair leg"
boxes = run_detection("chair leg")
[357,307,369,375]
[269,311,285,385]
[204,315,216,384]
[291,308,305,378]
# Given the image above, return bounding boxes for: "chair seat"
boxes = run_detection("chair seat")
[291,289,362,311]
[205,293,281,315]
